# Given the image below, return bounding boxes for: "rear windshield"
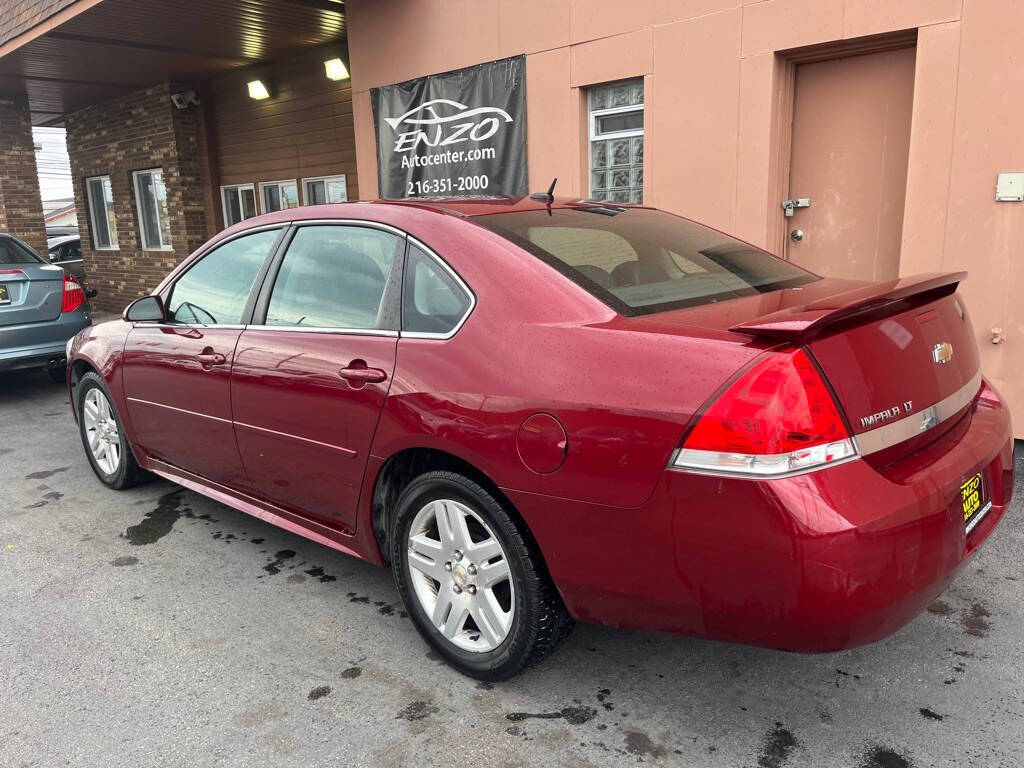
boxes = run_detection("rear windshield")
[474,207,817,316]
[0,236,43,265]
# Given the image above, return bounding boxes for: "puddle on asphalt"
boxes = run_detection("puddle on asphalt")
[123,490,186,545]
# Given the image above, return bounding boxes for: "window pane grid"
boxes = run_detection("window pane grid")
[589,80,644,204]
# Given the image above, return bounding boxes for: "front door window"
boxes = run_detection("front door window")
[167,229,279,325]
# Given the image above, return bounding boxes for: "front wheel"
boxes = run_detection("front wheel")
[77,372,146,489]
[390,470,572,680]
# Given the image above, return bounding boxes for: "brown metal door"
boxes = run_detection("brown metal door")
[785,47,916,281]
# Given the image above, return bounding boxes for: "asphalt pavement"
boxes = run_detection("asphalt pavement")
[2,368,1023,768]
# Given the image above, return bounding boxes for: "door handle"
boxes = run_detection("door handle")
[197,352,226,366]
[339,362,388,385]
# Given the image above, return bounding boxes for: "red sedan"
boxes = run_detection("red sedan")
[67,197,1013,680]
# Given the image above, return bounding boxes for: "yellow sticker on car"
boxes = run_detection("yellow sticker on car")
[961,472,983,521]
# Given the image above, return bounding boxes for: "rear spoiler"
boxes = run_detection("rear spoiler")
[731,272,967,341]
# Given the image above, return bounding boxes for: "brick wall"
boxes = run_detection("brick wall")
[66,83,209,312]
[0,94,47,255]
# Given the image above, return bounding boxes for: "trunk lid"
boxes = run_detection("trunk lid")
[726,272,980,440]
[0,264,65,327]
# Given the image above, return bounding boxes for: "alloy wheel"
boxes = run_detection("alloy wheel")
[83,387,121,475]
[406,498,515,652]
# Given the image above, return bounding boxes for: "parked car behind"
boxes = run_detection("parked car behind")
[45,225,78,239]
[1,232,90,382]
[47,235,86,284]
[66,198,1012,680]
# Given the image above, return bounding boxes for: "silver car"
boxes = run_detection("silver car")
[0,233,91,382]
[47,235,86,284]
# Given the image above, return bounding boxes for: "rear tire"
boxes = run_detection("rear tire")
[77,372,146,489]
[390,470,573,680]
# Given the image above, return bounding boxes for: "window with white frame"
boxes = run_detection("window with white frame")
[133,168,172,250]
[221,183,257,228]
[302,174,348,205]
[86,175,118,250]
[259,179,299,213]
[588,80,644,204]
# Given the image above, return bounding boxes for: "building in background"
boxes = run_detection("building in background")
[0,0,355,311]
[0,0,1022,435]
[42,197,76,230]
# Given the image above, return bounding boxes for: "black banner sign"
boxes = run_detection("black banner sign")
[371,55,527,199]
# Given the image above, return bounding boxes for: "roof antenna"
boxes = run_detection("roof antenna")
[529,177,557,203]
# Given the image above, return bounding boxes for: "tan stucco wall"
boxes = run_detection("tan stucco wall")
[347,0,1024,436]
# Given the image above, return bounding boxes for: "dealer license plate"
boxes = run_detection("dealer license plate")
[961,472,992,534]
[0,283,9,305]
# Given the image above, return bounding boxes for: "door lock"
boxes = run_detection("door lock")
[790,229,804,242]
[781,197,810,217]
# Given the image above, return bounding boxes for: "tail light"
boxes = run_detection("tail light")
[671,347,858,477]
[977,378,1003,410]
[61,274,86,313]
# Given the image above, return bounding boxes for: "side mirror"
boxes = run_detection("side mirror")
[123,295,166,323]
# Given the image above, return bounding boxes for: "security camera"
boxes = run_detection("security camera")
[170,91,200,110]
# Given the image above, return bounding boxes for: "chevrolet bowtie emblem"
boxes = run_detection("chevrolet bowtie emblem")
[932,342,953,365]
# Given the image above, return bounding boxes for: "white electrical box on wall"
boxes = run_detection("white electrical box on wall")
[995,172,1024,202]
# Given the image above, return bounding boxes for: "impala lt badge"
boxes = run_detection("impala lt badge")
[933,342,954,364]
[860,400,914,429]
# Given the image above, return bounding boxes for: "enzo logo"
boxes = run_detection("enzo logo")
[860,400,914,429]
[384,99,513,153]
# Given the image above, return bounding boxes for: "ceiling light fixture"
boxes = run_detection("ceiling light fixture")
[324,58,350,81]
[247,79,271,100]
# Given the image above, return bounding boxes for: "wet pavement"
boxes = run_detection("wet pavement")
[2,368,1023,767]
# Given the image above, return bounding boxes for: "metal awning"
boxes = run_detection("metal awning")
[0,0,346,125]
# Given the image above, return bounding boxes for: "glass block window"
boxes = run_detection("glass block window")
[588,79,644,204]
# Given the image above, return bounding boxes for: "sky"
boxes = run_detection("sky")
[33,126,73,202]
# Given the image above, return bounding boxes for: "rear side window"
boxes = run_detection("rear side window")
[0,237,43,265]
[474,207,817,316]
[167,229,279,325]
[402,243,472,335]
[53,241,81,262]
[265,225,401,330]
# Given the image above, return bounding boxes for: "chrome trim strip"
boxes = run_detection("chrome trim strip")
[126,397,232,424]
[234,420,357,458]
[855,371,982,456]
[966,500,994,536]
[131,323,247,330]
[399,234,476,341]
[244,325,399,337]
[292,218,408,238]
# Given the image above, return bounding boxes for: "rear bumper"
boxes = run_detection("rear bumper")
[0,307,91,372]
[511,379,1013,652]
